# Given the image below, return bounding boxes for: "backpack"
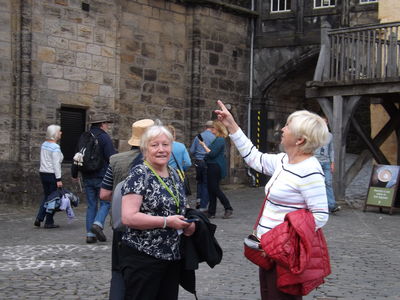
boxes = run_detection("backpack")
[73,131,104,173]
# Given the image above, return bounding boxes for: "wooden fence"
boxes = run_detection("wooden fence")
[326,22,400,82]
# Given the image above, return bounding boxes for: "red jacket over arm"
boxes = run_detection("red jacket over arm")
[260,209,331,296]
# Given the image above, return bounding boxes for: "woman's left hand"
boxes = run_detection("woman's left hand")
[183,222,196,236]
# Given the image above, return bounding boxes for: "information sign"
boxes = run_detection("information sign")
[364,164,400,214]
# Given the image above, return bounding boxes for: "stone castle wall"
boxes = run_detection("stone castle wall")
[0,0,251,204]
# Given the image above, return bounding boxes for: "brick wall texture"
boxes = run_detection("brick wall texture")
[0,0,251,203]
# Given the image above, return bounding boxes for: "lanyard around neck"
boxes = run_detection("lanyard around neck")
[144,160,180,213]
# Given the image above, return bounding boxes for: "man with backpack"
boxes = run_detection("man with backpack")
[71,115,117,244]
[99,119,154,300]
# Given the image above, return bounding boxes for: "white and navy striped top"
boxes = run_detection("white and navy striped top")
[230,129,329,238]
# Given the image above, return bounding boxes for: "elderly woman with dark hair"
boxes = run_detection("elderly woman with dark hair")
[34,124,63,229]
[215,100,330,300]
[120,124,195,300]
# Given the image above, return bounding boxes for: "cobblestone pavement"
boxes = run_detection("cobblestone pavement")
[1,156,400,300]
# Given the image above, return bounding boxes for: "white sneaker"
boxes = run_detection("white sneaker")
[330,205,341,213]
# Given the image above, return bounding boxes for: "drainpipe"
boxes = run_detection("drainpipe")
[246,0,256,187]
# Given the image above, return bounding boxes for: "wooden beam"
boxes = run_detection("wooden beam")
[345,106,400,185]
[317,97,333,121]
[313,46,326,82]
[331,95,361,201]
[313,22,331,82]
[343,96,361,132]
[351,118,390,164]
[306,81,400,98]
[382,100,400,165]
[381,100,400,119]
[332,95,346,201]
[371,108,400,146]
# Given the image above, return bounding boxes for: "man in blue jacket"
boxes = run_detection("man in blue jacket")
[72,115,117,243]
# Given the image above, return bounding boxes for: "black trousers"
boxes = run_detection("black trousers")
[259,266,302,300]
[119,243,181,300]
[206,163,233,216]
[109,230,125,300]
[36,172,57,225]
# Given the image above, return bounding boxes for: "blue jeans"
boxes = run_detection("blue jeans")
[83,177,111,237]
[36,172,57,225]
[320,162,336,211]
[195,160,209,210]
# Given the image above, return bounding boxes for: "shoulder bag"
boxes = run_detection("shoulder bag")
[243,195,274,270]
[171,152,191,196]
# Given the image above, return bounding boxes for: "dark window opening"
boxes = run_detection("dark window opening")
[60,107,86,162]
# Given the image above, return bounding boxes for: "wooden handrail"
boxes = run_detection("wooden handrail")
[318,22,400,82]
[328,22,400,35]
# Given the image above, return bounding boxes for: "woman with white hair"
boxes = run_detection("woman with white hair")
[119,124,195,300]
[214,100,330,300]
[34,124,63,229]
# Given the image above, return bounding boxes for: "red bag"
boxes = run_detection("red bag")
[244,234,273,270]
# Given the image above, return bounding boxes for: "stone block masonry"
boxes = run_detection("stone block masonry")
[0,0,252,204]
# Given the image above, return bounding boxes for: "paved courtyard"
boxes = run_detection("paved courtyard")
[1,156,399,300]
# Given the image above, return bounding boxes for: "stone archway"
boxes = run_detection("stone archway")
[254,48,371,155]
[252,50,320,154]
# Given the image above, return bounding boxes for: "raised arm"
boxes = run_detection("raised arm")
[215,100,279,175]
[214,100,240,134]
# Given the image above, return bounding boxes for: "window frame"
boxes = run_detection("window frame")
[314,0,336,9]
[271,0,292,13]
[359,0,378,4]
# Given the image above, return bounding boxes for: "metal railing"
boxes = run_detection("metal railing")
[327,22,400,82]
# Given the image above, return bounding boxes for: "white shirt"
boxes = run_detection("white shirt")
[229,129,329,238]
[39,141,64,179]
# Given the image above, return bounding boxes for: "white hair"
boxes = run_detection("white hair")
[286,110,329,154]
[46,124,61,141]
[140,125,173,156]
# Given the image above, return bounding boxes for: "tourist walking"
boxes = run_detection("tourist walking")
[71,115,117,243]
[34,124,64,229]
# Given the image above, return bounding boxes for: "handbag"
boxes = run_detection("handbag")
[243,195,274,270]
[171,153,192,196]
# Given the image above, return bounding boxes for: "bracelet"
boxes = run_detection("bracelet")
[162,216,167,229]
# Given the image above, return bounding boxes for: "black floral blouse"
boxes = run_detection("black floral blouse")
[121,163,186,261]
